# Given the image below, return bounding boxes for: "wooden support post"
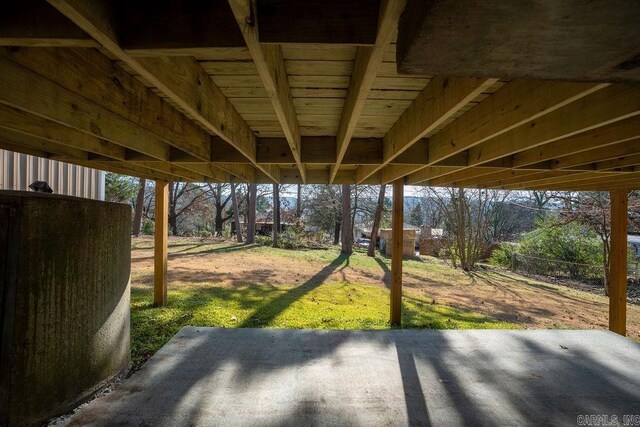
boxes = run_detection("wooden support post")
[154,179,168,306]
[390,178,404,326]
[609,189,628,335]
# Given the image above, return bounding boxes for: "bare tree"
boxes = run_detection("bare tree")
[168,182,207,236]
[341,184,353,254]
[431,187,509,270]
[247,183,257,243]
[231,182,243,243]
[132,178,146,236]
[368,184,386,257]
[530,190,558,220]
[296,184,302,218]
[207,184,233,236]
[272,183,280,247]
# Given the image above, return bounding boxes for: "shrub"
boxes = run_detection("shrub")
[255,235,272,246]
[141,218,154,235]
[278,227,306,249]
[490,242,520,268]
[498,217,604,279]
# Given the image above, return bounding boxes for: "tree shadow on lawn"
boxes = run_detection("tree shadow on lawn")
[474,269,603,307]
[240,254,350,327]
[133,242,260,262]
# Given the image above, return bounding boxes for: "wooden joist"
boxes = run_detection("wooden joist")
[0,55,170,160]
[257,0,380,45]
[467,84,640,167]
[512,116,640,168]
[357,76,499,183]
[402,82,640,187]
[228,0,305,182]
[330,0,406,183]
[0,0,96,48]
[0,104,126,160]
[47,0,280,183]
[397,80,608,184]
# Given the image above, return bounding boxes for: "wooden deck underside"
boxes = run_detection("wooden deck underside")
[0,0,639,190]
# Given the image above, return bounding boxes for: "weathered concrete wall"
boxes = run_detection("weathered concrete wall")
[0,191,131,426]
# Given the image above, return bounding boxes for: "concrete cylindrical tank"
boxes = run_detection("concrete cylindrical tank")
[0,191,131,426]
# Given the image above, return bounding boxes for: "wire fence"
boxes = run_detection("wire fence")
[510,253,640,283]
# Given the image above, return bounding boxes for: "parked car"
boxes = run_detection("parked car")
[356,238,370,248]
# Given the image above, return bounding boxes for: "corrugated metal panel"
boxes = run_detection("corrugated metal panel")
[0,149,105,200]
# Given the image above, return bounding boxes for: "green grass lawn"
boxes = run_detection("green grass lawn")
[130,240,517,369]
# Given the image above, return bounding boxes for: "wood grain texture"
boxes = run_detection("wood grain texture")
[154,180,168,306]
[390,178,404,326]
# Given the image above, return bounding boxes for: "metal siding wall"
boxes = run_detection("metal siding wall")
[0,149,105,200]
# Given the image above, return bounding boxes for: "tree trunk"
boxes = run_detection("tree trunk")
[168,182,178,236]
[247,183,257,243]
[296,184,302,218]
[231,182,243,243]
[341,184,352,254]
[351,185,358,242]
[214,203,224,236]
[368,184,386,257]
[334,221,341,245]
[603,236,611,296]
[132,178,146,236]
[272,184,280,247]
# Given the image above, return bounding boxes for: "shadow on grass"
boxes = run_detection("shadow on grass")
[133,242,260,262]
[240,254,349,327]
[476,269,602,307]
[374,257,391,288]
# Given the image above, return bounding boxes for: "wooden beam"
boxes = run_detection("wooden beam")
[3,47,214,161]
[390,178,403,326]
[427,80,607,163]
[257,0,379,45]
[0,137,181,181]
[405,166,464,185]
[0,104,126,160]
[0,55,173,160]
[426,167,508,187]
[468,84,640,167]
[120,1,245,52]
[397,0,640,82]
[551,138,640,170]
[538,175,640,192]
[405,82,640,185]
[357,76,499,183]
[47,0,280,183]
[154,180,168,306]
[477,170,580,189]
[610,189,628,335]
[86,160,177,181]
[0,56,228,180]
[531,171,640,190]
[228,0,305,182]
[382,165,421,184]
[0,0,96,48]
[596,153,640,171]
[212,163,255,182]
[3,135,211,182]
[512,116,640,168]
[503,171,639,191]
[331,0,406,183]
[255,136,424,165]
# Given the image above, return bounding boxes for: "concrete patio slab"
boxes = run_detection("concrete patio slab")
[65,328,640,426]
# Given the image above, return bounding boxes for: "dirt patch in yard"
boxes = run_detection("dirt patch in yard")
[131,236,640,340]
